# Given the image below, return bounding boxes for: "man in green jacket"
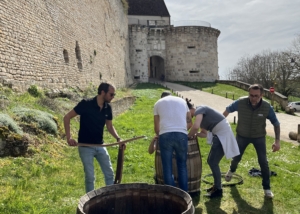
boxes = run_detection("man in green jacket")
[223,84,280,198]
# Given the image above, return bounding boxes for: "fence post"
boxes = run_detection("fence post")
[234,116,236,125]
[226,92,227,98]
[297,124,300,143]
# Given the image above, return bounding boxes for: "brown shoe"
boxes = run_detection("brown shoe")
[205,186,214,192]
[204,187,223,198]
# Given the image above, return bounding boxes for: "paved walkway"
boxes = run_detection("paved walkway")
[153,81,299,145]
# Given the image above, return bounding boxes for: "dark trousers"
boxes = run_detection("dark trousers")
[230,135,270,190]
[207,135,224,190]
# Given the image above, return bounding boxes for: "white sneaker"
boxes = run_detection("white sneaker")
[264,190,274,198]
[225,170,234,182]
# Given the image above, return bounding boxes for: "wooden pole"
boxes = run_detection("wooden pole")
[114,145,125,184]
[271,94,274,107]
[297,124,300,143]
[77,136,145,147]
[234,116,236,125]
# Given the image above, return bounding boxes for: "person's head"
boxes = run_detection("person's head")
[97,82,116,103]
[161,91,171,98]
[248,84,263,106]
[186,98,195,117]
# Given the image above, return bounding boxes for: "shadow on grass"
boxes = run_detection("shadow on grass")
[230,186,274,214]
[191,192,203,214]
[204,197,227,214]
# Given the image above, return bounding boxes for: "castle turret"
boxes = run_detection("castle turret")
[165,26,220,82]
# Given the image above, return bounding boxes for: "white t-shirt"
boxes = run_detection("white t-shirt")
[153,96,189,135]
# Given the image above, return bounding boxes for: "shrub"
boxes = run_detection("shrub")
[12,107,57,135]
[37,97,61,112]
[0,113,23,134]
[83,83,97,98]
[28,85,42,97]
[0,96,10,111]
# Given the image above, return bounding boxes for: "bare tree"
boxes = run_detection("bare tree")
[225,33,300,97]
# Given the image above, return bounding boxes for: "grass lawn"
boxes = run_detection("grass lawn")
[0,83,300,213]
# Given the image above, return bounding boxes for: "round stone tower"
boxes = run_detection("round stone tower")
[164,26,220,82]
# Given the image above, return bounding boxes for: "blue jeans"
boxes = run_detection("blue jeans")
[78,146,114,193]
[159,132,188,191]
[230,135,270,190]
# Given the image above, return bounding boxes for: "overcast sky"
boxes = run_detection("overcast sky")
[164,0,300,79]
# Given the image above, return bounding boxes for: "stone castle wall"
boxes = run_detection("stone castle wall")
[128,25,220,82]
[0,0,132,92]
[165,26,220,82]
[129,25,149,82]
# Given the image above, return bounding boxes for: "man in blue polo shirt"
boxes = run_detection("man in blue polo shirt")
[64,82,121,193]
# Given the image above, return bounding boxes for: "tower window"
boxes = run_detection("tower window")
[75,41,83,70]
[63,49,69,63]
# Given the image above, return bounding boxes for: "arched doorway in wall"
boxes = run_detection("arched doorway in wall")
[149,56,165,81]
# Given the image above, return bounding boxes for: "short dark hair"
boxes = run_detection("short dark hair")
[248,84,264,94]
[161,91,172,98]
[98,83,113,95]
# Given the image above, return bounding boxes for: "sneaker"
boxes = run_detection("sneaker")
[204,187,223,198]
[264,190,274,198]
[225,170,234,182]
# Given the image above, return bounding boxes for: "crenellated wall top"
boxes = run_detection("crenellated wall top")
[129,25,149,33]
[165,26,220,37]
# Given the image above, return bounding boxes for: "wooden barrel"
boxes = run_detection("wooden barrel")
[154,138,202,195]
[77,183,194,214]
[289,131,297,140]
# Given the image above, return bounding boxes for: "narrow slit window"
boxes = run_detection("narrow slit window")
[63,49,69,63]
[75,41,83,70]
[187,46,195,49]
[189,70,199,73]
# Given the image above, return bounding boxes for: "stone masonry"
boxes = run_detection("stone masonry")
[129,25,220,82]
[0,0,132,91]
[1,0,221,92]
